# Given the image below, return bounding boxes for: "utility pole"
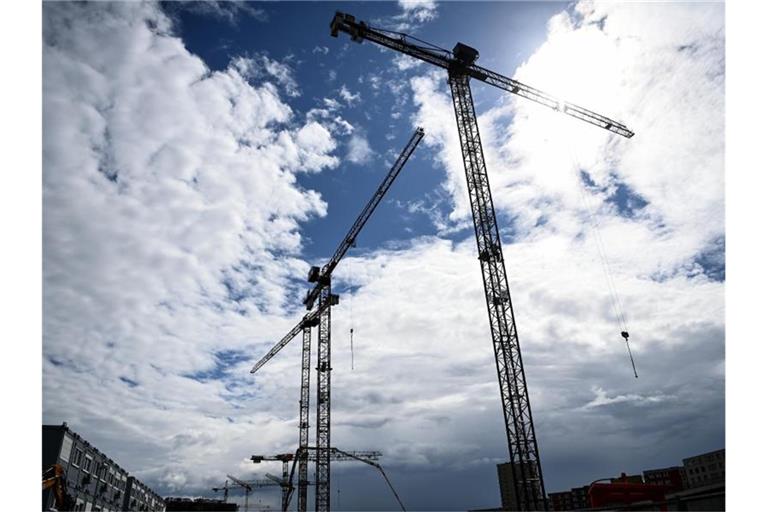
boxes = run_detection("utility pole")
[330,12,633,510]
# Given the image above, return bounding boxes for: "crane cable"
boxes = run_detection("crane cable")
[568,144,638,378]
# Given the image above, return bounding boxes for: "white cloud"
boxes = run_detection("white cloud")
[393,53,423,71]
[407,1,724,278]
[346,133,375,165]
[43,1,337,495]
[391,0,439,30]
[582,386,673,409]
[339,84,361,105]
[169,1,268,25]
[233,53,301,97]
[313,45,329,55]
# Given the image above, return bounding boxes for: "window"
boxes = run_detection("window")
[83,455,93,473]
[72,447,84,467]
[60,435,74,462]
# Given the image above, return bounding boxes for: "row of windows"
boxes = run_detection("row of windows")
[60,433,161,509]
[72,498,120,512]
[688,462,724,475]
[66,442,128,491]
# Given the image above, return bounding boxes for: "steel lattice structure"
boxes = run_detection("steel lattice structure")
[330,11,633,511]
[315,286,332,511]
[298,326,313,512]
[449,72,545,509]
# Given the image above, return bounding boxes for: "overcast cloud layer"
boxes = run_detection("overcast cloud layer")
[43,2,724,510]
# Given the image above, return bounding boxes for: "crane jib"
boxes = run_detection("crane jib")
[330,11,634,139]
[302,127,425,310]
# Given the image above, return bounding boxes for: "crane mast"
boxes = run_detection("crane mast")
[331,11,633,511]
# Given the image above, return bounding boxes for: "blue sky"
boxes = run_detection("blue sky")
[167,1,570,266]
[42,1,725,510]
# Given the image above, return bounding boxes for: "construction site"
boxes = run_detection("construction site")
[38,2,728,512]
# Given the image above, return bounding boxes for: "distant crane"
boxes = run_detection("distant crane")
[330,12,634,511]
[212,479,230,502]
[330,448,406,511]
[252,448,382,511]
[228,474,254,512]
[250,128,424,511]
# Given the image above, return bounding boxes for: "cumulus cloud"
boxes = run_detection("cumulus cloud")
[391,0,439,31]
[346,133,375,165]
[233,53,301,97]
[43,0,337,496]
[339,84,361,105]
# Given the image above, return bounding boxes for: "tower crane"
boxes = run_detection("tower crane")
[250,453,296,511]
[329,448,406,512]
[252,449,382,512]
[329,12,634,511]
[212,479,230,502]
[250,127,424,512]
[228,474,254,512]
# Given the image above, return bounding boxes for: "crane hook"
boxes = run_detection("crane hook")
[620,331,638,378]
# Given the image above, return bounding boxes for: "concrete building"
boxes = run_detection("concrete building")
[126,476,165,511]
[497,461,546,510]
[569,485,590,510]
[543,449,724,511]
[164,497,238,511]
[43,423,165,512]
[642,466,687,491]
[548,490,574,511]
[610,473,643,485]
[683,448,725,489]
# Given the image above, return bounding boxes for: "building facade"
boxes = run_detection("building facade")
[683,448,725,488]
[43,423,165,512]
[569,485,590,510]
[642,466,687,491]
[126,476,165,511]
[497,461,546,510]
[548,490,574,511]
[543,449,725,511]
[164,497,238,511]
